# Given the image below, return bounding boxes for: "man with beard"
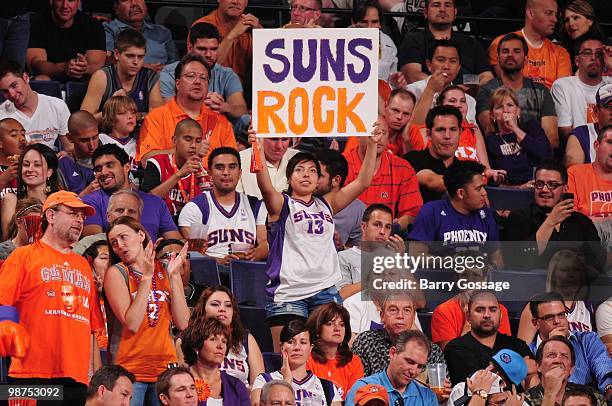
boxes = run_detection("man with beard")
[526,336,607,405]
[138,54,236,166]
[503,160,605,270]
[0,191,104,404]
[346,330,439,406]
[565,85,612,166]
[178,147,268,265]
[405,105,461,203]
[477,33,557,144]
[552,35,612,140]
[527,293,612,398]
[488,0,571,89]
[444,291,535,386]
[82,143,181,240]
[104,0,178,70]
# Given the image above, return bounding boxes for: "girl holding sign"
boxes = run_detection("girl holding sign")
[249,125,382,351]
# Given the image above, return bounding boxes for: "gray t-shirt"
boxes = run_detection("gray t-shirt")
[0,239,16,260]
[334,198,365,247]
[476,77,556,125]
[336,246,362,289]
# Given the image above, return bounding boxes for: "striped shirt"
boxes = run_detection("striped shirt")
[529,332,612,393]
[344,148,422,220]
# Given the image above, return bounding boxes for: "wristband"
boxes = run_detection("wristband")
[0,305,19,323]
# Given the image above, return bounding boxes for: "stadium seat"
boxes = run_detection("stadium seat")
[487,270,547,317]
[29,80,62,99]
[239,305,273,353]
[0,357,6,383]
[417,311,432,338]
[230,260,268,308]
[190,256,221,287]
[413,268,459,311]
[485,186,534,210]
[65,81,89,113]
[262,352,282,373]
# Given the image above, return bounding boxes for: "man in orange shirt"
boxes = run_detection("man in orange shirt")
[138,54,237,167]
[567,124,612,250]
[488,0,571,89]
[190,0,262,86]
[0,191,104,404]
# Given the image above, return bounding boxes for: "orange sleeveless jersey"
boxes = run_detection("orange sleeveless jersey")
[107,261,177,382]
[0,241,104,384]
[568,163,612,218]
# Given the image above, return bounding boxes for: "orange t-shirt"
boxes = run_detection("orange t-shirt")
[407,122,480,161]
[0,241,104,384]
[191,10,252,84]
[137,98,237,167]
[488,31,571,89]
[107,261,177,382]
[306,354,364,400]
[431,297,512,344]
[567,163,612,219]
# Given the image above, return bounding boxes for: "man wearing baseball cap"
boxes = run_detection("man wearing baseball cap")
[447,349,529,406]
[0,191,104,404]
[565,83,612,167]
[354,384,390,405]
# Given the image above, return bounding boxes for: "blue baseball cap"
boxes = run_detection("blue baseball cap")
[491,349,528,391]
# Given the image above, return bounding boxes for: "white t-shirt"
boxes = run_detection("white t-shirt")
[405,77,477,124]
[98,133,138,170]
[0,93,69,149]
[253,371,342,405]
[595,298,612,338]
[551,76,612,128]
[236,147,300,199]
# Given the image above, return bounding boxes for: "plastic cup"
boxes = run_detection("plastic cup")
[427,363,446,392]
[188,223,209,254]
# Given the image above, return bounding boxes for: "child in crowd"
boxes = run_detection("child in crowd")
[100,96,139,171]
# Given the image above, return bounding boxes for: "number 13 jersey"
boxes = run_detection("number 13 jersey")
[266,194,341,303]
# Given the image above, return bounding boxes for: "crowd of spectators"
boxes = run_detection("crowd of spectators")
[0,0,610,405]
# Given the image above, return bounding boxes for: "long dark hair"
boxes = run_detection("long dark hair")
[191,285,245,354]
[305,302,354,367]
[17,143,60,199]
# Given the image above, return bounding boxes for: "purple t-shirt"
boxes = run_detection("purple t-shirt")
[408,199,500,255]
[58,156,94,195]
[82,188,177,238]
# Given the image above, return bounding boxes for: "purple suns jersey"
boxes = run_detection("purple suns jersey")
[266,194,341,302]
[408,199,500,255]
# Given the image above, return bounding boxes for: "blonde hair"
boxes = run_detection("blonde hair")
[489,87,520,132]
[101,96,137,131]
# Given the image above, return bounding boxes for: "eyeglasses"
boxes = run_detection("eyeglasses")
[181,72,209,82]
[290,4,318,12]
[159,252,191,260]
[538,311,567,322]
[53,208,86,220]
[577,49,604,59]
[534,181,564,191]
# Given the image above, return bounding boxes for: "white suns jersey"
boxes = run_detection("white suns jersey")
[266,194,341,302]
[567,301,592,333]
[253,371,342,405]
[179,191,258,259]
[220,343,249,387]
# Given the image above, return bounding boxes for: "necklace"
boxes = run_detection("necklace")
[498,133,521,156]
[171,155,196,203]
[127,264,160,327]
